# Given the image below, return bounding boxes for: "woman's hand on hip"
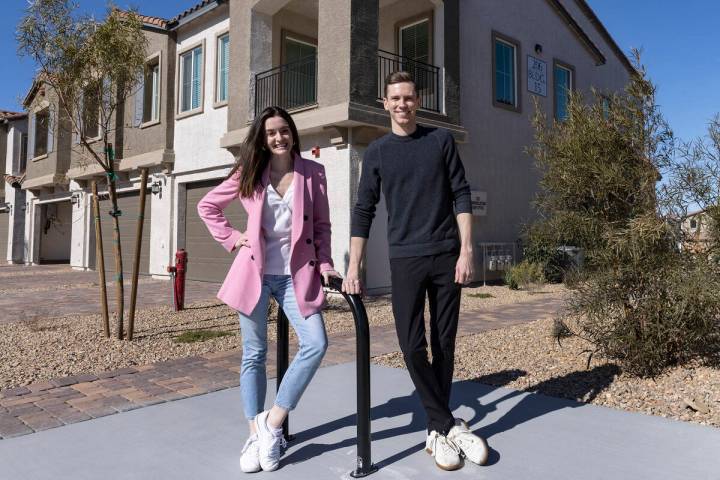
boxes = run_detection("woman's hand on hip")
[233,232,249,251]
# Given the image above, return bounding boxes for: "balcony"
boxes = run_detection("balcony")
[377,50,441,113]
[254,54,317,116]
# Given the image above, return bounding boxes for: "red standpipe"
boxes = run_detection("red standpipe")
[167,249,188,311]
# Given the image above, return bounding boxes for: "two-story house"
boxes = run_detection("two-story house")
[16,0,633,294]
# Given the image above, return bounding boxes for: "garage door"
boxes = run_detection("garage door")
[97,190,152,275]
[0,211,9,263]
[184,180,248,282]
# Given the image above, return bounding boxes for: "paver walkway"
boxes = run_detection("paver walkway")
[0,269,564,439]
[0,264,220,323]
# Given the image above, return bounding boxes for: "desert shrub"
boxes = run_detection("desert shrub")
[522,231,570,283]
[530,53,720,376]
[505,261,545,291]
[564,254,720,376]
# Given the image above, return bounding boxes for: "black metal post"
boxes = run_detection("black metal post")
[276,307,291,440]
[276,278,376,476]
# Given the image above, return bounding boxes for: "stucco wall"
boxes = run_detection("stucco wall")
[458,0,631,246]
[4,121,28,263]
[173,13,234,174]
[120,29,175,163]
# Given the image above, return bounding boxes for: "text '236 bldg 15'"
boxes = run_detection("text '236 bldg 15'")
[4,0,632,292]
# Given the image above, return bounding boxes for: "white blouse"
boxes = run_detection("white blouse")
[261,182,294,275]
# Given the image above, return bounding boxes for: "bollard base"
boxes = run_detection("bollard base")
[350,464,378,478]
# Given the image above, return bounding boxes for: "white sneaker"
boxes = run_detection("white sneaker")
[448,419,489,466]
[254,410,287,471]
[425,430,463,471]
[239,434,261,473]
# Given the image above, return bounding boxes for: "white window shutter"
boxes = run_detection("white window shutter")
[28,113,35,160]
[134,73,144,127]
[47,109,55,153]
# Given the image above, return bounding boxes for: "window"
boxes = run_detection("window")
[690,219,698,229]
[20,133,28,172]
[216,34,229,104]
[282,35,317,110]
[554,61,574,121]
[601,95,611,119]
[34,108,49,157]
[179,45,203,113]
[492,32,520,111]
[82,83,100,139]
[143,56,160,123]
[399,18,431,64]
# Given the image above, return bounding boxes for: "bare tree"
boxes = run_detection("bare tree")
[17,0,148,339]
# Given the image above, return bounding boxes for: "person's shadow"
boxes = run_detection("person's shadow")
[281,364,620,470]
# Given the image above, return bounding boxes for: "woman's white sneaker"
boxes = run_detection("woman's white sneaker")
[239,434,261,473]
[254,410,287,472]
[447,419,489,466]
[425,430,463,471]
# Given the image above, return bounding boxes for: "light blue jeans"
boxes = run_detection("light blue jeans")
[239,274,328,420]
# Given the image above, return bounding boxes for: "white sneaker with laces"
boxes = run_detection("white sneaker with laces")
[254,410,287,472]
[239,434,261,473]
[425,430,463,471]
[447,419,489,466]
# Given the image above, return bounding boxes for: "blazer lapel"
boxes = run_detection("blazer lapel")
[290,153,306,260]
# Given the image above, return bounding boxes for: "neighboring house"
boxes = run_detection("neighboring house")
[681,209,713,252]
[22,80,74,265]
[14,0,634,292]
[1,110,28,264]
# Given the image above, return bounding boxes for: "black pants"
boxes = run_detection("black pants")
[390,251,461,435]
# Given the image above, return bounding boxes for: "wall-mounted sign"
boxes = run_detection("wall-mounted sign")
[471,191,487,216]
[527,56,547,97]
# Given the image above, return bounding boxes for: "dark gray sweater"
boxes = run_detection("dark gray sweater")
[351,125,472,258]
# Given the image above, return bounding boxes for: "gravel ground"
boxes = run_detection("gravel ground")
[4,281,717,429]
[0,285,559,390]
[375,316,720,428]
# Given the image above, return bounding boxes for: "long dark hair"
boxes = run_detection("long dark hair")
[227,106,301,198]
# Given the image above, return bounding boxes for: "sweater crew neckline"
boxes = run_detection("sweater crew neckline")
[388,125,425,142]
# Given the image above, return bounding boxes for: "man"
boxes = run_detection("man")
[343,72,489,471]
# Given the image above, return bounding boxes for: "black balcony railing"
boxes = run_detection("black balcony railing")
[255,54,317,116]
[377,50,440,113]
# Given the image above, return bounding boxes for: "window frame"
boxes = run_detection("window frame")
[33,106,50,160]
[141,51,162,127]
[492,31,522,113]
[396,12,434,64]
[176,40,206,119]
[553,58,575,121]
[20,132,28,172]
[214,30,230,108]
[81,82,101,141]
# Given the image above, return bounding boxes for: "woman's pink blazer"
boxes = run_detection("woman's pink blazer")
[197,154,334,318]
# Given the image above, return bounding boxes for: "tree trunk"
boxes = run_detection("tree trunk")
[91,181,110,337]
[107,171,125,340]
[127,168,148,341]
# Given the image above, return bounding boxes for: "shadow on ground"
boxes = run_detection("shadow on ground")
[282,364,620,470]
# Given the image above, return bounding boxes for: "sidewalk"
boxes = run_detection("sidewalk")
[0,294,563,439]
[1,362,719,480]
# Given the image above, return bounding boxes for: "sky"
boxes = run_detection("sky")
[2,0,719,143]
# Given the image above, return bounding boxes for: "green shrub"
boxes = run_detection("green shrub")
[467,292,494,299]
[174,330,233,343]
[565,253,720,377]
[505,261,545,291]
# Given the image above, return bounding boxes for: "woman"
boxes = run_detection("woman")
[198,106,339,473]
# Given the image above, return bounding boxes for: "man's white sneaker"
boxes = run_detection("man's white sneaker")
[254,410,287,472]
[447,419,489,466]
[239,434,261,473]
[425,430,463,471]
